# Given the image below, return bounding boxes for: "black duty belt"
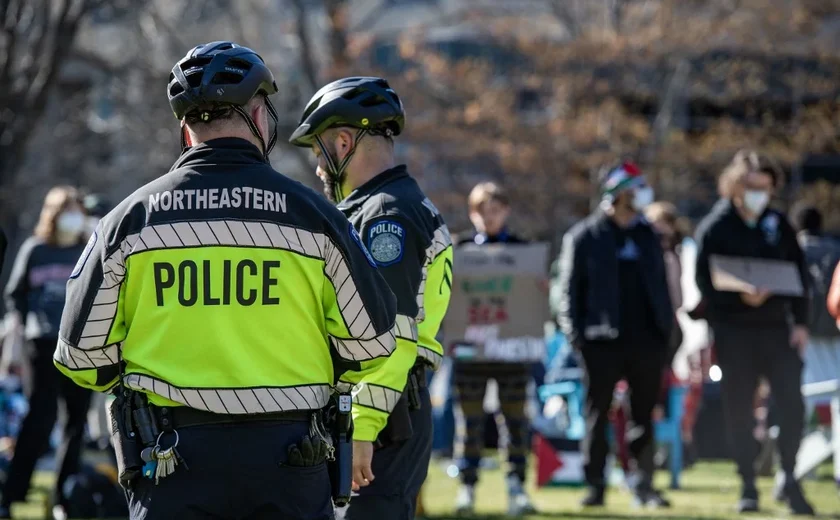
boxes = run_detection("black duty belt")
[152,406,313,430]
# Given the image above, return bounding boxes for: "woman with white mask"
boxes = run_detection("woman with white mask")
[0,186,92,520]
[693,150,814,516]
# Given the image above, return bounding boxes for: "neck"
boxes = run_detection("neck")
[187,129,264,153]
[606,205,636,228]
[734,204,758,224]
[343,154,396,193]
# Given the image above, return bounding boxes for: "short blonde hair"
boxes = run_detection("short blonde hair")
[718,149,780,199]
[468,182,509,213]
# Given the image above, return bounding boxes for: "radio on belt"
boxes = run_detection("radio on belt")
[329,392,354,507]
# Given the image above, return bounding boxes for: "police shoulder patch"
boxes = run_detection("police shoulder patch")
[367,219,405,267]
[349,223,377,267]
[71,231,97,279]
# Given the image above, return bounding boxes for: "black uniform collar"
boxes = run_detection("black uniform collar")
[337,165,409,213]
[170,138,267,171]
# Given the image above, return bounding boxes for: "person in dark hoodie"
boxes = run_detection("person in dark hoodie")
[694,150,814,516]
[0,186,91,519]
[556,162,673,508]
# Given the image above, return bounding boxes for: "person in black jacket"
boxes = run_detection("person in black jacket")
[694,150,814,516]
[557,162,673,508]
[1,186,91,519]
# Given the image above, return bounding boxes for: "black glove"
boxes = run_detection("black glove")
[286,435,328,467]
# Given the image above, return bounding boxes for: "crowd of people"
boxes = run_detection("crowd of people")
[0,39,836,520]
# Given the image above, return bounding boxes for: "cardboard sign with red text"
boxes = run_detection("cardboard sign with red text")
[443,242,550,363]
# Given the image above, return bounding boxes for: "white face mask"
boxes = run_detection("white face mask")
[631,186,655,212]
[743,190,770,216]
[56,211,85,236]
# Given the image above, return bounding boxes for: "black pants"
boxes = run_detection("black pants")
[579,343,665,490]
[453,362,531,485]
[712,323,804,485]
[125,420,334,520]
[2,338,91,508]
[337,386,432,520]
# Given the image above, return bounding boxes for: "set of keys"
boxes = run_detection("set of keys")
[141,431,188,484]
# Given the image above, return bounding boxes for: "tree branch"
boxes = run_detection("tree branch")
[290,0,319,91]
[0,0,23,88]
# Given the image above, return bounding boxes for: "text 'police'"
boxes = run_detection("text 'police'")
[153,260,281,307]
[149,188,287,213]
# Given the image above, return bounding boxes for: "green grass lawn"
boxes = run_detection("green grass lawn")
[421,459,840,520]
[10,459,840,519]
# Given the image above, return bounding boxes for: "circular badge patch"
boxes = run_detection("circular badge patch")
[370,232,402,264]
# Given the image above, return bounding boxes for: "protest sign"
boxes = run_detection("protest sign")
[443,242,550,363]
[710,255,804,296]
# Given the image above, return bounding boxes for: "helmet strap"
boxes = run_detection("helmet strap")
[180,121,188,152]
[315,128,368,202]
[232,96,279,161]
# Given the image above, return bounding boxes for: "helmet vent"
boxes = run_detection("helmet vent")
[359,94,388,107]
[211,72,245,85]
[226,58,253,71]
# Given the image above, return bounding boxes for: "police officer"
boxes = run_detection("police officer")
[694,150,814,515]
[53,42,403,520]
[290,77,453,520]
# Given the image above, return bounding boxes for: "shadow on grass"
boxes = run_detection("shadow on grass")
[428,515,727,520]
[427,513,840,520]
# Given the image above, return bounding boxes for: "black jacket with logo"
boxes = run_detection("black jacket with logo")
[556,211,673,348]
[694,199,808,327]
[337,165,453,370]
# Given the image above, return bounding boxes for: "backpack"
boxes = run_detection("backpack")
[801,236,840,338]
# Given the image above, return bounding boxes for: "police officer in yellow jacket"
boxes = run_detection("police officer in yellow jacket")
[54,42,403,520]
[291,77,453,520]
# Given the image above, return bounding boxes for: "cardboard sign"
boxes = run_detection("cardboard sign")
[443,242,550,363]
[710,255,804,296]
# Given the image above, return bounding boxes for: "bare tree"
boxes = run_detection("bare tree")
[0,0,107,219]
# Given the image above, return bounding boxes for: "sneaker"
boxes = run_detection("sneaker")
[632,488,671,509]
[506,474,537,515]
[580,486,605,507]
[738,485,759,513]
[784,480,815,516]
[773,472,787,502]
[51,505,68,520]
[455,485,475,515]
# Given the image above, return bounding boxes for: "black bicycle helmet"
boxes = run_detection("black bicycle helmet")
[168,41,279,157]
[289,76,405,148]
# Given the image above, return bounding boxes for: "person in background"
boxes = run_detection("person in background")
[694,150,814,515]
[0,186,92,520]
[78,193,113,451]
[452,182,536,516]
[645,202,684,312]
[0,226,6,274]
[556,162,673,508]
[81,194,110,240]
[792,205,840,423]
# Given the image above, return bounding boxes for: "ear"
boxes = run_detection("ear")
[182,123,193,147]
[250,103,269,145]
[333,129,355,162]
